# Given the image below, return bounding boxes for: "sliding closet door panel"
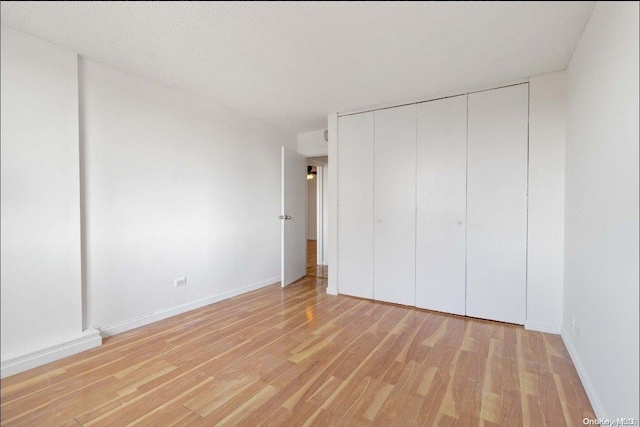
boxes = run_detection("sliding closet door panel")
[337,112,374,299]
[467,84,528,325]
[374,105,416,306]
[416,95,467,315]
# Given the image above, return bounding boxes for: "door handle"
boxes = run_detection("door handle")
[279,215,291,220]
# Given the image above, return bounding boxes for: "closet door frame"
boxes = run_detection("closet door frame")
[466,83,529,325]
[415,95,468,316]
[373,104,417,307]
[335,82,529,325]
[337,112,375,299]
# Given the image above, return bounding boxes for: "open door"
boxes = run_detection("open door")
[281,147,307,287]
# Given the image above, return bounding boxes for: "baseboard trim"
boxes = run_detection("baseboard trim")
[98,276,281,338]
[1,328,102,378]
[525,321,561,334]
[560,325,607,419]
[326,287,338,296]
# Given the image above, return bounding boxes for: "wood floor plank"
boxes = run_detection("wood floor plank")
[0,240,595,426]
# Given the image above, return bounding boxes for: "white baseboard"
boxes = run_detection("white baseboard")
[326,287,338,296]
[1,328,102,379]
[98,276,281,338]
[525,321,561,334]
[560,325,607,419]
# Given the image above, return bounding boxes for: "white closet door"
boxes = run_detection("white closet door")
[466,84,528,325]
[374,105,416,306]
[416,95,467,315]
[337,112,374,299]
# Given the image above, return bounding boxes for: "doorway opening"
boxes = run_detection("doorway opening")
[279,147,328,288]
[306,156,328,279]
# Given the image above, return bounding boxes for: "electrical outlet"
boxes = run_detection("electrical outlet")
[174,277,187,287]
[572,317,580,337]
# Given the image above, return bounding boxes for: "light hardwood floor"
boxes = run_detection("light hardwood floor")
[1,244,593,426]
[307,240,328,279]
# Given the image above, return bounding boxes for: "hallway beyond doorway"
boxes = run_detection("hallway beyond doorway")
[307,240,328,279]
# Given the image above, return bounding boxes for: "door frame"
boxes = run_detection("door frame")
[306,158,327,267]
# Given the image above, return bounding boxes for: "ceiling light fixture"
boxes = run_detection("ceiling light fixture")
[307,166,316,180]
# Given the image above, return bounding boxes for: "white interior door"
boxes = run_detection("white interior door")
[337,112,374,299]
[416,95,468,315]
[466,84,528,324]
[281,147,307,287]
[374,105,416,306]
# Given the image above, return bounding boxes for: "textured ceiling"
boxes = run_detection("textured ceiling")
[0,2,594,133]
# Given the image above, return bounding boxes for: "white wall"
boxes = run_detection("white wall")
[0,26,297,375]
[563,1,639,419]
[526,71,566,333]
[297,129,327,156]
[80,58,297,332]
[0,27,94,366]
[307,174,317,240]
